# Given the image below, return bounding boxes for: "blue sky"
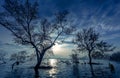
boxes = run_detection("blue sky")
[0,0,120,58]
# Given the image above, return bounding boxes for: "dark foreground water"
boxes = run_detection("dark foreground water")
[1,59,120,78]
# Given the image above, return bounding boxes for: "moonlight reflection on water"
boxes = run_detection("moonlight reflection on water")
[49,68,58,77]
[49,59,57,67]
[3,59,120,78]
[48,59,58,78]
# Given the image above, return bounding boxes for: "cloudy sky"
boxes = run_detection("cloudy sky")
[0,0,120,58]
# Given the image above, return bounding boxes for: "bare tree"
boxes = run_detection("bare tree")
[96,41,115,53]
[92,41,115,59]
[10,51,27,62]
[70,50,79,63]
[0,0,75,75]
[10,51,27,69]
[73,28,115,64]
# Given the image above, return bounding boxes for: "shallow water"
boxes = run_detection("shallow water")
[1,59,120,78]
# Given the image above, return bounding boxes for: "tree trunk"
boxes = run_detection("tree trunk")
[34,45,53,77]
[34,58,42,77]
[34,50,45,77]
[90,63,95,76]
[88,51,95,76]
[88,51,92,64]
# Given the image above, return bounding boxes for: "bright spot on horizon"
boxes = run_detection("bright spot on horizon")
[51,43,73,58]
[52,43,62,54]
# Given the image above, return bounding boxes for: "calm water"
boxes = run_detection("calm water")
[2,59,120,78]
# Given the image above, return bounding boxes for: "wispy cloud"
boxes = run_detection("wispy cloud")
[0,41,34,56]
[0,0,120,57]
[101,33,120,40]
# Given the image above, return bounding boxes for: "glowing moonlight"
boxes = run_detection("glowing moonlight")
[52,43,62,53]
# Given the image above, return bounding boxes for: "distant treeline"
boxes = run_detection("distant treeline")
[110,52,120,62]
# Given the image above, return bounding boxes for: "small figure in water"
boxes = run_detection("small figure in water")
[109,63,115,73]
[12,61,19,70]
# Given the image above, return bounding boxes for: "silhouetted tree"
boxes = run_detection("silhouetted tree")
[70,50,79,63]
[92,41,115,59]
[73,28,115,64]
[10,51,27,62]
[96,41,115,53]
[10,51,27,69]
[0,0,75,75]
[92,51,104,59]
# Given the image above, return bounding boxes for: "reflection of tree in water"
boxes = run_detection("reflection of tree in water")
[72,63,80,78]
[89,64,95,77]
[5,68,23,78]
[71,61,115,78]
[34,69,39,78]
[5,67,36,78]
[90,64,115,78]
